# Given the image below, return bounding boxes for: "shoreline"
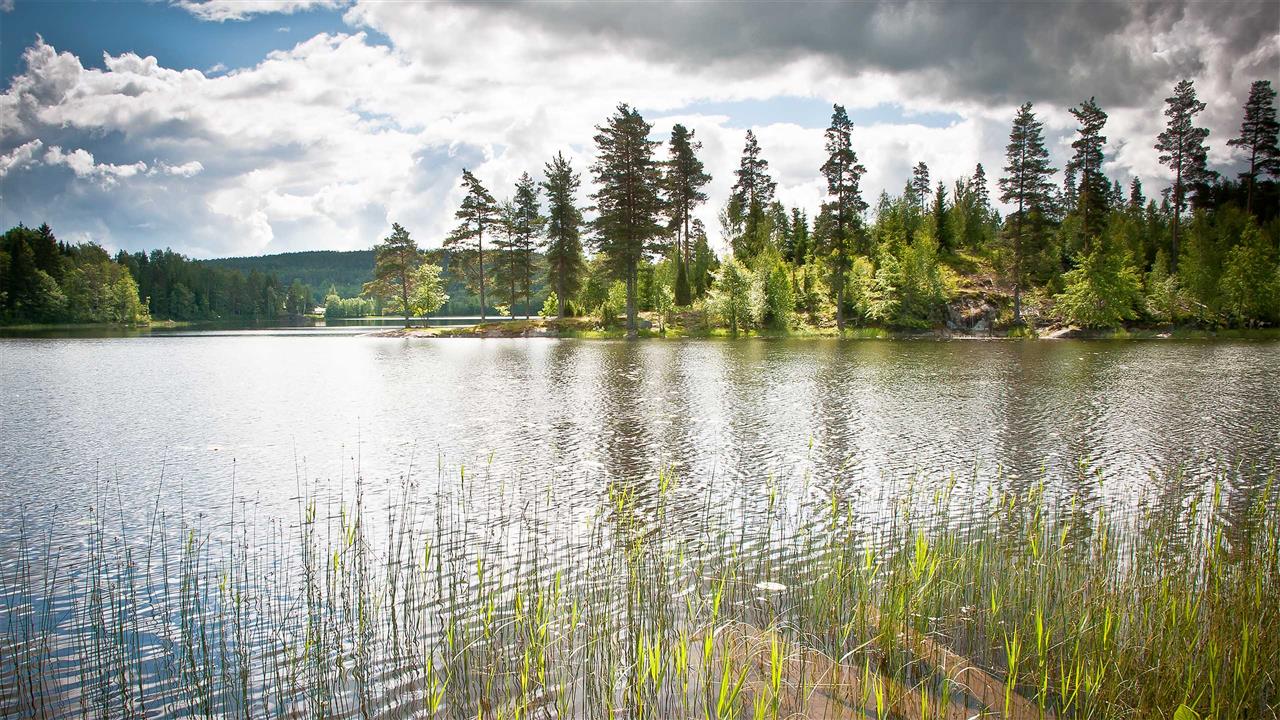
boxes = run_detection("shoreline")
[366,318,1280,341]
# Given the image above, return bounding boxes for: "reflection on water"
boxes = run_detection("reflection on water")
[1,334,1277,717]
[1,335,1277,542]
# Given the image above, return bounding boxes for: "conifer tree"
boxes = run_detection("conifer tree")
[664,123,711,305]
[590,103,665,337]
[910,162,931,208]
[731,129,776,258]
[1128,177,1145,212]
[363,222,421,328]
[445,169,499,320]
[972,164,990,211]
[932,181,952,252]
[511,172,544,318]
[999,102,1057,322]
[1068,97,1110,246]
[1155,79,1215,271]
[818,103,868,332]
[1227,80,1279,214]
[541,152,585,318]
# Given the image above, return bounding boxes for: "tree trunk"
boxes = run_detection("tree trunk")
[401,269,410,328]
[625,264,637,338]
[478,228,486,321]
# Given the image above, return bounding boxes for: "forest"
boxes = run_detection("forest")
[3,78,1277,332]
[363,78,1280,335]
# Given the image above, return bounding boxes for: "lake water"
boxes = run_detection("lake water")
[1,333,1277,716]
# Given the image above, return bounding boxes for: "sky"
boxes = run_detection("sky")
[0,0,1276,259]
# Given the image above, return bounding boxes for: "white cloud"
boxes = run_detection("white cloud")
[0,139,43,178]
[174,0,348,23]
[43,145,149,185]
[0,3,1271,257]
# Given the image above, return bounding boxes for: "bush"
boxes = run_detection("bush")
[1054,245,1142,328]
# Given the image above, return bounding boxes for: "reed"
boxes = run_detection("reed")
[1,461,1275,718]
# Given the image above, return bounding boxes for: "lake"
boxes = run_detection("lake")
[1,333,1277,717]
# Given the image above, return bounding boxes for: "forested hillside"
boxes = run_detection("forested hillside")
[203,250,374,298]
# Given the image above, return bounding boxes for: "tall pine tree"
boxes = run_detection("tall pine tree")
[1155,79,1214,271]
[663,123,711,306]
[511,172,544,318]
[590,103,665,337]
[1227,80,1279,215]
[999,102,1057,322]
[541,152,585,318]
[818,103,868,332]
[731,129,776,259]
[445,169,499,320]
[1067,97,1109,248]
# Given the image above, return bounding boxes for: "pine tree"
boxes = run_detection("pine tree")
[491,199,521,316]
[663,124,711,264]
[999,102,1057,322]
[541,152,585,318]
[972,164,990,211]
[511,172,543,318]
[445,169,499,320]
[1068,97,1110,247]
[932,181,952,252]
[788,208,810,265]
[910,162,931,209]
[1128,177,1145,212]
[731,129,776,259]
[590,103,665,337]
[1227,80,1279,215]
[363,222,421,328]
[818,103,868,332]
[1155,79,1215,271]
[664,123,710,306]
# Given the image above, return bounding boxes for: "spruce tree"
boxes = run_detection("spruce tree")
[818,103,868,332]
[999,102,1057,322]
[445,169,499,320]
[731,129,776,259]
[511,172,544,318]
[664,123,710,305]
[541,153,585,319]
[1155,79,1214,271]
[590,103,665,337]
[972,164,990,210]
[1128,177,1145,212]
[1067,97,1110,247]
[1227,80,1279,214]
[932,181,952,253]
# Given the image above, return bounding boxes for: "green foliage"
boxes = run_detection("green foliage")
[590,103,666,335]
[1,224,150,324]
[710,256,756,334]
[1218,224,1280,325]
[755,250,794,330]
[445,169,500,318]
[1054,244,1143,328]
[324,293,376,319]
[363,222,423,326]
[1143,252,1188,324]
[540,291,558,319]
[599,280,627,327]
[542,152,585,318]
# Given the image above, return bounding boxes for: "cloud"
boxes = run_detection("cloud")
[43,145,149,185]
[0,139,43,178]
[0,3,1273,257]
[173,0,348,22]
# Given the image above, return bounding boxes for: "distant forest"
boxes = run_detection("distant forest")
[3,78,1278,331]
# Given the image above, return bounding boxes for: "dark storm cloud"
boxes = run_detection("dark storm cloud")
[456,0,1278,108]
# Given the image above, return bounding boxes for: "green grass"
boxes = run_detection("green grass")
[2,462,1276,718]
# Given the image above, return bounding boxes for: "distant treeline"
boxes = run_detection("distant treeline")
[203,250,374,298]
[0,224,313,325]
